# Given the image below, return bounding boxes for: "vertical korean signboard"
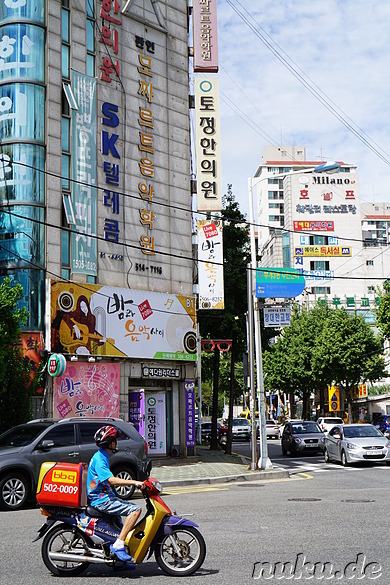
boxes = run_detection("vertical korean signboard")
[195,78,222,212]
[192,0,219,72]
[185,379,196,447]
[198,220,224,309]
[71,71,97,276]
[145,393,166,455]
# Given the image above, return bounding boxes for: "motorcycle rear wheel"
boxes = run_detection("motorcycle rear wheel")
[155,525,206,576]
[42,523,90,576]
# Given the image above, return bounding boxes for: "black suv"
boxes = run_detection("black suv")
[0,418,151,511]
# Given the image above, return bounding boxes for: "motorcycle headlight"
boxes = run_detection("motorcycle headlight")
[346,442,358,450]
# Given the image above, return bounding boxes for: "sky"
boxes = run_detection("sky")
[215,0,390,218]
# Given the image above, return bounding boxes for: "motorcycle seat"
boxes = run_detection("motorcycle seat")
[86,506,113,519]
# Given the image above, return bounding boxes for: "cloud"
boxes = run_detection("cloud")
[216,0,390,215]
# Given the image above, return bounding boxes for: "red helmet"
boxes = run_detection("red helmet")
[94,425,121,448]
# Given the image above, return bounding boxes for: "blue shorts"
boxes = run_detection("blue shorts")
[93,497,140,517]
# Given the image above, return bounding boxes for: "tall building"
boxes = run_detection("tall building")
[0,0,196,457]
[253,146,390,319]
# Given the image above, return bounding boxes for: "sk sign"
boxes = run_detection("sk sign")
[256,268,305,298]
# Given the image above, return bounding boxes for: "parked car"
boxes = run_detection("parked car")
[281,421,325,456]
[265,420,280,440]
[196,421,220,443]
[218,418,251,444]
[372,414,390,436]
[324,423,390,466]
[0,417,151,511]
[317,416,344,433]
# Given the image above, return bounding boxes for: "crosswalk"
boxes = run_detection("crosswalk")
[273,458,390,475]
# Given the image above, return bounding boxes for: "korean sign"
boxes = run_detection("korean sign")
[54,362,120,418]
[256,268,305,299]
[294,246,351,257]
[185,379,196,447]
[50,280,197,361]
[263,307,291,328]
[198,220,224,309]
[193,0,219,72]
[145,393,166,455]
[71,71,97,276]
[195,78,222,211]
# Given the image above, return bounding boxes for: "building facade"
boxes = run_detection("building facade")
[254,146,390,319]
[0,0,197,457]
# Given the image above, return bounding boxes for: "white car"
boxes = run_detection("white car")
[325,423,390,466]
[317,416,344,433]
[265,420,280,439]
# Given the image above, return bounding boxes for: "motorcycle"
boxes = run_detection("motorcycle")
[34,477,206,577]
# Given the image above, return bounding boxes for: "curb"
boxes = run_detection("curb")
[160,468,290,488]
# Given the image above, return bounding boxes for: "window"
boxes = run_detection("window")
[86,0,95,77]
[366,260,374,266]
[311,287,331,295]
[310,261,330,271]
[42,425,75,447]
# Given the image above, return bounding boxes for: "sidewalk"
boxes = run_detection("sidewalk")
[150,446,289,488]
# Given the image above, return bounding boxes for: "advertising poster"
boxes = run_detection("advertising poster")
[198,220,224,309]
[185,379,196,447]
[20,331,44,393]
[50,280,197,361]
[129,391,145,437]
[145,393,166,455]
[53,361,120,418]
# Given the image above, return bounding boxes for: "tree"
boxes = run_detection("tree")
[376,282,390,340]
[197,185,250,452]
[0,278,36,431]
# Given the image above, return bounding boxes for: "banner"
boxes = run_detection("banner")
[53,362,120,418]
[20,332,44,393]
[328,385,340,412]
[198,220,224,309]
[193,0,219,72]
[129,391,145,436]
[71,71,97,276]
[195,78,222,212]
[293,220,334,231]
[145,392,166,455]
[185,379,196,447]
[50,280,197,360]
[294,246,351,257]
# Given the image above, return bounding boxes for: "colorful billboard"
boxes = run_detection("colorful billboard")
[50,280,197,361]
[198,220,224,309]
[294,246,351,257]
[193,0,219,72]
[293,220,334,231]
[256,268,305,298]
[53,361,120,418]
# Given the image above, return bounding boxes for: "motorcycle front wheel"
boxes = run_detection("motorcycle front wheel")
[155,525,206,576]
[41,523,90,576]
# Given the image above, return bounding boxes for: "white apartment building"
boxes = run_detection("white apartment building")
[253,146,390,321]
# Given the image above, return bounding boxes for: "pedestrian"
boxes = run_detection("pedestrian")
[87,425,145,562]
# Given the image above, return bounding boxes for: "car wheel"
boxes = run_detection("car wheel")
[0,473,29,510]
[112,467,136,499]
[341,450,349,467]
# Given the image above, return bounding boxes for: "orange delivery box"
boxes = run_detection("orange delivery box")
[36,462,88,507]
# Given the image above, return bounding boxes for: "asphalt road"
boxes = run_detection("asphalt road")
[1,456,389,585]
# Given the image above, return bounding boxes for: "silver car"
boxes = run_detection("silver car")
[325,423,390,466]
[281,421,325,455]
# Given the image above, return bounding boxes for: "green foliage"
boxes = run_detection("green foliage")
[376,281,390,340]
[0,278,35,432]
[264,303,387,414]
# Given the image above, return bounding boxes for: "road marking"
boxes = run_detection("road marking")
[162,486,230,494]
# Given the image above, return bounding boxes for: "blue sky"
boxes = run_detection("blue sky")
[216,0,390,217]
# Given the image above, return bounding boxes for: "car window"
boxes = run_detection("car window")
[324,418,343,424]
[41,424,76,447]
[344,425,382,438]
[0,423,52,447]
[78,422,128,444]
[292,422,321,434]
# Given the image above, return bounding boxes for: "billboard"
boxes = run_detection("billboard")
[195,78,222,211]
[263,307,291,328]
[198,220,224,309]
[192,0,219,72]
[256,268,305,298]
[293,220,334,231]
[53,361,120,418]
[294,246,351,257]
[50,280,197,361]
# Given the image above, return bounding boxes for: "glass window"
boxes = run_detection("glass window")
[41,424,76,447]
[0,206,45,267]
[61,267,70,280]
[62,117,70,152]
[86,54,95,77]
[0,0,45,25]
[0,83,45,143]
[86,0,94,18]
[62,154,70,189]
[0,268,45,330]
[61,7,69,42]
[62,44,70,79]
[86,18,94,52]
[0,23,45,83]
[0,144,45,204]
[61,229,70,266]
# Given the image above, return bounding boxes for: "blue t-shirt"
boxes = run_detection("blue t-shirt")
[87,448,116,506]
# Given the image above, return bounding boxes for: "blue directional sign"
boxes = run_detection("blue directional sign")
[256,268,305,298]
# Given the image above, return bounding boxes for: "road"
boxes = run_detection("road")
[1,451,389,584]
